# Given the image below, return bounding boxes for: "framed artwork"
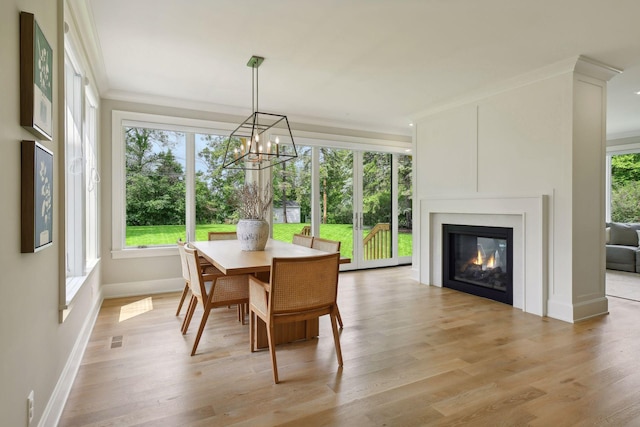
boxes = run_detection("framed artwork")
[20,11,53,141]
[21,140,53,253]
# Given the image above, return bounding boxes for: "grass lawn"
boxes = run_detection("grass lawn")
[126,223,412,258]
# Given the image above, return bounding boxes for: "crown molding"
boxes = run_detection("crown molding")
[573,55,622,82]
[65,0,108,93]
[411,55,622,122]
[104,89,251,118]
[607,132,640,144]
[103,89,412,138]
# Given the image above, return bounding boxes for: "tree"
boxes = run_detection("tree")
[319,148,353,224]
[197,135,244,223]
[398,154,412,229]
[274,160,294,223]
[125,128,169,174]
[612,153,640,187]
[611,154,640,222]
[362,152,391,226]
[125,128,186,226]
[272,146,312,223]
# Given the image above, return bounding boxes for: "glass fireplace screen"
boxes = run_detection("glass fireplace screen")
[452,234,508,291]
[442,224,513,305]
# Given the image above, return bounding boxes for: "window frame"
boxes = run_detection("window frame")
[63,34,100,307]
[606,141,640,222]
[112,111,412,260]
[111,111,237,259]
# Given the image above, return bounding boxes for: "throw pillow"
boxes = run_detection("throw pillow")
[606,227,610,244]
[609,222,640,246]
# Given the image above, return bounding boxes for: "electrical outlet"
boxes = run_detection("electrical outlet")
[27,390,34,426]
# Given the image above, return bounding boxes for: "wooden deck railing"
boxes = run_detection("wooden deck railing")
[299,222,391,260]
[363,223,390,260]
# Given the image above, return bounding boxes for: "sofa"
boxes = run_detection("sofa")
[606,222,640,272]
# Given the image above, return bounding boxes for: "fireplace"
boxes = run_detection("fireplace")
[442,224,513,305]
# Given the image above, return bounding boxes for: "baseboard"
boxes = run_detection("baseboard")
[410,267,420,282]
[547,296,609,323]
[546,299,575,323]
[40,278,183,425]
[102,277,183,299]
[39,288,103,427]
[573,297,609,322]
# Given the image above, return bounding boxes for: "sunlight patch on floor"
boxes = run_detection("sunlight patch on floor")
[119,297,154,322]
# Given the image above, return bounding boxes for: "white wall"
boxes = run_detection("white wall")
[0,1,102,426]
[414,58,613,322]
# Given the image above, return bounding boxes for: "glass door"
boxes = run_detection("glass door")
[276,141,412,270]
[318,148,354,264]
[354,151,395,268]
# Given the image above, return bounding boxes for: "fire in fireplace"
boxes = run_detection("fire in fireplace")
[442,224,513,305]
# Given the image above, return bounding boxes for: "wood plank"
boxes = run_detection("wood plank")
[59,267,640,426]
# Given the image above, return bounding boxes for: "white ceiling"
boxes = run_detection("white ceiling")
[73,0,640,138]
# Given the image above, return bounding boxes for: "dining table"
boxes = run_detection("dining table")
[192,238,349,349]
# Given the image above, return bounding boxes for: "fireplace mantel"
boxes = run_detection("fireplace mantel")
[420,194,548,316]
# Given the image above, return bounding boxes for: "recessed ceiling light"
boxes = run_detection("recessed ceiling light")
[636,91,640,95]
[409,123,414,127]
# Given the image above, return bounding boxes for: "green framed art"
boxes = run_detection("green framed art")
[21,140,53,253]
[20,11,53,141]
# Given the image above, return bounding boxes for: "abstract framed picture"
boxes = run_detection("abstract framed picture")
[20,11,53,141]
[21,140,53,253]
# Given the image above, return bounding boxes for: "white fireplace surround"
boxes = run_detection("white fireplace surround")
[420,195,548,316]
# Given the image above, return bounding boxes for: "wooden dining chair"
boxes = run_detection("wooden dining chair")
[206,230,247,323]
[311,236,340,253]
[208,231,237,241]
[249,252,343,383]
[182,244,249,355]
[292,233,313,248]
[175,239,192,316]
[310,237,344,328]
[191,231,236,269]
[176,234,238,317]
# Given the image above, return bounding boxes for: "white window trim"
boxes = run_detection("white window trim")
[63,30,101,308]
[606,142,640,223]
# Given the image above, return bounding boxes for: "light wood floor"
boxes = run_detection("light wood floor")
[59,267,640,426]
[606,269,640,302]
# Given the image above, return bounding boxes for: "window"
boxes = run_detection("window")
[112,112,238,257]
[318,147,354,260]
[272,145,312,243]
[194,133,244,239]
[124,127,187,246]
[608,152,640,222]
[64,46,100,303]
[123,127,248,247]
[397,154,413,258]
[112,112,412,266]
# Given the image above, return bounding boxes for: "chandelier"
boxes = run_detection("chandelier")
[222,56,297,170]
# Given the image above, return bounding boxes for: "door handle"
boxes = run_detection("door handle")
[354,212,363,230]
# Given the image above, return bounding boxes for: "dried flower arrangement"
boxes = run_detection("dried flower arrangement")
[236,181,273,221]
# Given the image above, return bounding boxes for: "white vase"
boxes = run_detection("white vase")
[236,219,269,251]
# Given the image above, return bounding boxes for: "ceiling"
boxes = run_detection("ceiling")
[72,0,640,139]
